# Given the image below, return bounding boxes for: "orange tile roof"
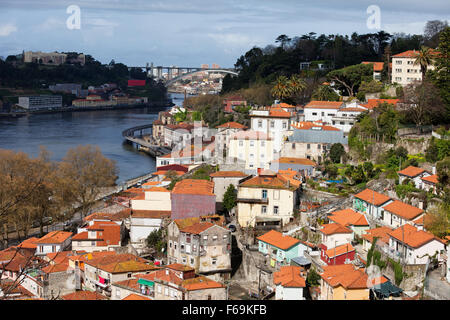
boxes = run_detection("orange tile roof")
[392,49,439,58]
[276,102,296,109]
[16,237,39,250]
[291,121,340,131]
[83,208,132,222]
[46,251,74,265]
[273,266,306,288]
[142,181,161,187]
[362,226,393,245]
[216,122,247,129]
[240,174,296,190]
[273,157,317,167]
[173,215,225,230]
[122,293,151,300]
[131,210,171,219]
[354,188,391,206]
[34,231,72,244]
[277,169,302,188]
[42,262,69,274]
[320,265,369,289]
[269,107,292,118]
[172,179,214,196]
[388,224,445,248]
[257,230,300,250]
[166,263,195,272]
[320,223,352,235]
[181,276,224,291]
[304,101,343,109]
[328,208,369,227]
[361,61,384,72]
[144,186,169,192]
[421,174,438,184]
[84,253,157,274]
[61,291,108,300]
[210,171,248,178]
[180,222,215,234]
[325,243,355,258]
[397,166,426,177]
[113,278,141,291]
[383,200,423,221]
[363,99,399,109]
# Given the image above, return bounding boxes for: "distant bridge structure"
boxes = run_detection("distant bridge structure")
[128,62,238,85]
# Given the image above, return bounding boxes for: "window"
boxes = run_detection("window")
[307,144,310,149]
[396,68,402,73]
[169,241,172,248]
[190,258,194,265]
[395,77,402,82]
[261,206,267,214]
[261,140,265,147]
[258,120,263,128]
[396,60,402,65]
[212,258,217,265]
[223,234,228,239]
[127,273,132,278]
[262,190,268,199]
[185,244,191,254]
[282,122,287,129]
[250,153,254,158]
[157,285,162,293]
[274,206,279,214]
[321,112,324,116]
[317,144,321,150]
[174,242,177,250]
[340,121,344,125]
[250,140,254,147]
[270,121,275,128]
[312,112,317,116]
[212,235,218,241]
[203,235,208,241]
[180,244,185,251]
[164,287,169,296]
[182,257,187,264]
[260,153,265,158]
[292,143,295,149]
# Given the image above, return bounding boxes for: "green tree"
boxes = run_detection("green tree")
[311,85,340,101]
[414,46,434,81]
[363,161,374,178]
[425,137,439,162]
[436,156,450,203]
[306,268,321,286]
[351,165,366,184]
[424,203,450,238]
[223,184,237,212]
[146,228,166,253]
[329,143,345,163]
[327,64,373,97]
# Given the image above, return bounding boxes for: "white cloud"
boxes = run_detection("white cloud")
[0,23,17,36]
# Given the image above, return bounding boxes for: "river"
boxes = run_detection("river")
[0,93,185,184]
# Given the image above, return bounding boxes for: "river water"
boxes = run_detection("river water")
[0,93,185,184]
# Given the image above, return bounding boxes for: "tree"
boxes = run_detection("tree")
[363,161,374,178]
[58,145,117,221]
[436,156,450,203]
[223,184,237,213]
[311,85,340,101]
[329,143,345,163]
[271,74,306,103]
[414,46,434,81]
[424,20,448,48]
[351,165,366,184]
[306,268,321,286]
[275,34,291,49]
[327,64,373,97]
[424,204,449,238]
[146,228,166,253]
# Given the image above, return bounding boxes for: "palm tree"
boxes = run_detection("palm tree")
[271,76,292,101]
[288,74,307,96]
[414,46,433,81]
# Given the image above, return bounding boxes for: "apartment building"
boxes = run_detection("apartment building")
[391,49,437,86]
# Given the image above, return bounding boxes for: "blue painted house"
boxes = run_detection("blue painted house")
[257,230,302,268]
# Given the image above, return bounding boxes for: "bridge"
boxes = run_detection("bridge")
[129,63,238,85]
[122,124,171,157]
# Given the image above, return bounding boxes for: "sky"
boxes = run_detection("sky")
[0,0,449,67]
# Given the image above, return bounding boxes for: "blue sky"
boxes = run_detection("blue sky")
[0,0,449,67]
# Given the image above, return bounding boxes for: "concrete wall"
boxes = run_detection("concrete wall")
[228,138,274,171]
[281,141,328,163]
[212,176,246,203]
[171,194,216,219]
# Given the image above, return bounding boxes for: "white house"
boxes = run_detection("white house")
[388,224,446,265]
[34,231,72,256]
[391,49,438,86]
[129,210,171,251]
[397,166,431,189]
[353,188,392,221]
[273,266,306,300]
[380,200,424,229]
[130,187,171,211]
[319,223,354,250]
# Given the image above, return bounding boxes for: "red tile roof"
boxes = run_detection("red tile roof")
[397,166,427,178]
[34,231,72,245]
[84,253,157,274]
[269,107,292,118]
[421,174,438,184]
[257,230,300,250]
[354,188,391,206]
[273,266,306,288]
[363,99,399,109]
[122,293,151,300]
[216,122,247,129]
[382,200,424,221]
[172,179,214,196]
[392,49,439,58]
[291,121,340,131]
[273,157,317,166]
[304,101,343,109]
[166,263,195,272]
[61,291,108,300]
[388,224,445,248]
[180,222,215,234]
[320,265,369,289]
[362,226,393,245]
[240,174,296,190]
[17,237,39,250]
[362,61,384,72]
[181,276,224,291]
[131,210,171,219]
[320,223,352,235]
[325,243,355,258]
[42,262,69,274]
[328,208,369,227]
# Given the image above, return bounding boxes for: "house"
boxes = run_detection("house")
[388,224,446,265]
[321,243,356,265]
[110,278,145,300]
[171,179,216,219]
[380,200,424,229]
[0,247,41,282]
[353,188,392,221]
[209,171,250,204]
[129,209,171,252]
[71,221,121,253]
[130,186,171,211]
[167,218,231,281]
[134,264,226,300]
[282,121,347,163]
[328,208,369,237]
[270,157,317,177]
[257,230,303,268]
[215,122,248,159]
[361,226,393,252]
[223,96,247,113]
[362,61,384,80]
[319,264,370,300]
[391,49,438,86]
[0,279,35,300]
[421,174,439,194]
[83,253,159,297]
[227,130,274,173]
[249,106,294,153]
[236,170,299,228]
[67,251,116,289]
[61,290,108,300]
[156,138,215,167]
[34,231,73,256]
[398,166,431,189]
[163,123,210,149]
[273,265,306,300]
[319,223,354,262]
[122,293,151,300]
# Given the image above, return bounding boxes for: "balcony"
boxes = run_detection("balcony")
[237,198,269,204]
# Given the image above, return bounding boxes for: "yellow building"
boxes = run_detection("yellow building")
[236,170,298,228]
[319,264,370,300]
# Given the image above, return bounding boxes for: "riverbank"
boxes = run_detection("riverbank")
[0,100,173,118]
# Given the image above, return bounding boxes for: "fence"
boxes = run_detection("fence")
[397,125,432,136]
